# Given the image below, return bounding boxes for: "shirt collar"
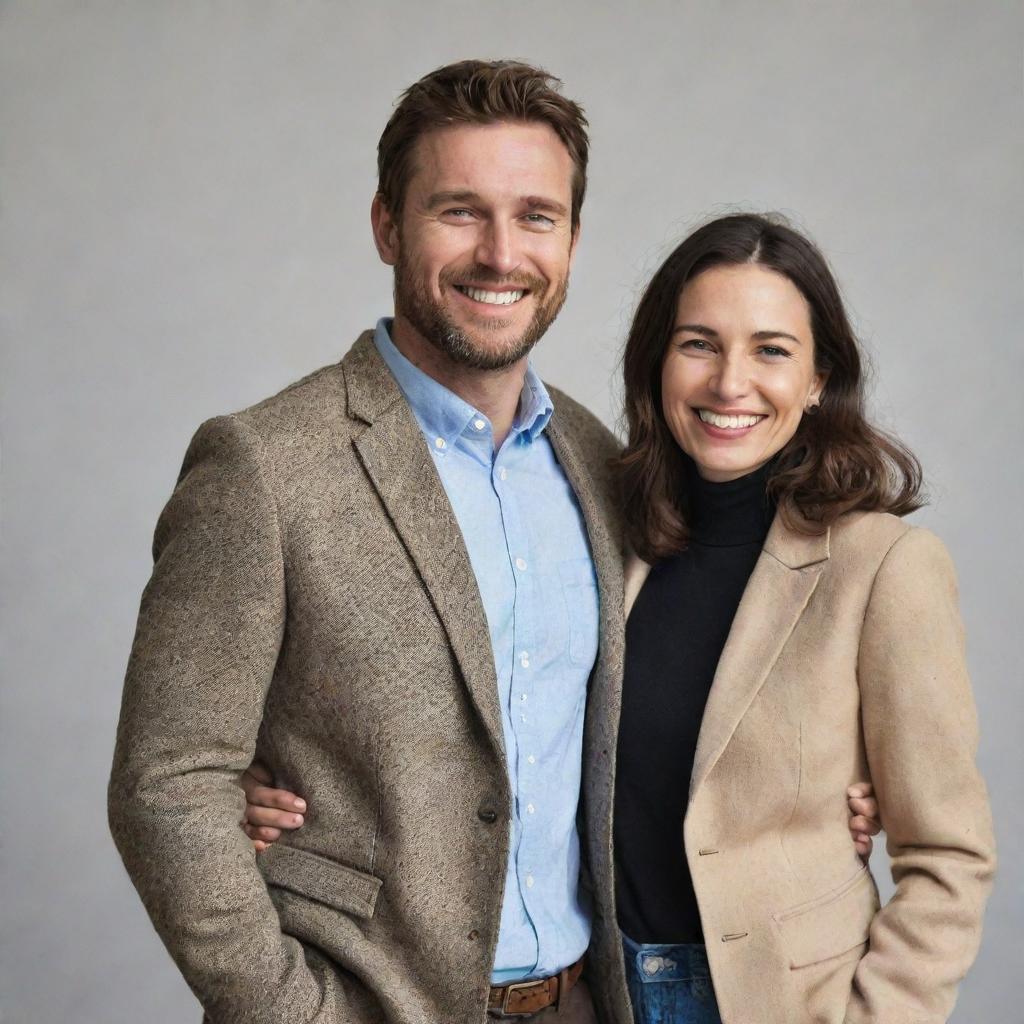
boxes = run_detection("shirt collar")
[372,318,553,448]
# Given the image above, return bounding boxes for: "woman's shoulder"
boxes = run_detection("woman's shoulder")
[827,511,954,579]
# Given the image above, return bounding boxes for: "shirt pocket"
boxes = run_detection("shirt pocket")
[558,558,600,666]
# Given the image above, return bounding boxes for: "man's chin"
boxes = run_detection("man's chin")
[435,328,538,371]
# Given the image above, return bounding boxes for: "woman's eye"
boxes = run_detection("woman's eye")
[759,345,791,358]
[679,338,713,352]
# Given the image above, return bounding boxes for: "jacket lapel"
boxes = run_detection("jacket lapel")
[343,333,505,764]
[689,513,830,800]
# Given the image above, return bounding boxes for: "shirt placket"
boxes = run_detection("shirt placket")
[492,436,547,965]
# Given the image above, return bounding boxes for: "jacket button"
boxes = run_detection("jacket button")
[468,929,480,940]
[477,806,498,824]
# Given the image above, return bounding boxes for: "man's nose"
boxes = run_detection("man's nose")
[475,220,520,277]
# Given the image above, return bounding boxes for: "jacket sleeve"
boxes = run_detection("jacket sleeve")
[109,416,335,1023]
[847,527,996,1024]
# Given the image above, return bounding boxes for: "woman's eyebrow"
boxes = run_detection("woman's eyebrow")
[672,323,718,337]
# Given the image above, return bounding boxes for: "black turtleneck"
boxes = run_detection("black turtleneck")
[614,461,775,944]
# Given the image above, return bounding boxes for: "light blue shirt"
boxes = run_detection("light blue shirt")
[373,319,599,982]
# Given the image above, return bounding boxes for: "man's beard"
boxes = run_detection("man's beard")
[394,259,569,371]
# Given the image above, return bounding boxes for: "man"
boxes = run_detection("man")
[110,60,876,1024]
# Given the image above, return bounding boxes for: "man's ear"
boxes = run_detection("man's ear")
[371,193,399,266]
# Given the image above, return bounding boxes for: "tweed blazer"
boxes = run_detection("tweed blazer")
[586,511,994,1024]
[108,332,627,1024]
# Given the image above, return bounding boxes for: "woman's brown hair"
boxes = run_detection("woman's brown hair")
[617,213,923,562]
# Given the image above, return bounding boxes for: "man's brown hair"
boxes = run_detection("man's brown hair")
[377,59,589,230]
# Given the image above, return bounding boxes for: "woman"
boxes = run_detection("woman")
[606,214,993,1023]
[243,214,993,1023]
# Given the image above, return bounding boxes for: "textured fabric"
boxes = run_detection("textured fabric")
[108,331,627,1024]
[373,320,597,979]
[621,934,722,1024]
[615,463,772,944]
[592,513,996,1024]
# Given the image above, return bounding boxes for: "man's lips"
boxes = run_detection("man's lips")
[453,284,527,306]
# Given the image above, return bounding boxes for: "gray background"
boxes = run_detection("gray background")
[2,2,1020,1021]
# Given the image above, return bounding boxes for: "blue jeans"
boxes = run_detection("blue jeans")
[621,932,722,1024]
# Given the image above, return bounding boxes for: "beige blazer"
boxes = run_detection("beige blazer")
[108,332,628,1024]
[587,511,994,1024]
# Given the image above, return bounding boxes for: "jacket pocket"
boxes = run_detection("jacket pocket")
[774,864,878,968]
[258,843,383,919]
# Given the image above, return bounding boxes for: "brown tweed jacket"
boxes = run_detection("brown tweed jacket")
[108,332,629,1024]
[588,512,995,1024]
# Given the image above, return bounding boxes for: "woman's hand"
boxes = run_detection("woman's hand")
[239,762,306,852]
[237,765,882,860]
[848,782,881,859]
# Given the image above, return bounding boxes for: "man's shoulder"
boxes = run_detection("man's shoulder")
[545,383,622,461]
[228,331,379,443]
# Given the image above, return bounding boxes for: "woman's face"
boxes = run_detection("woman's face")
[661,263,826,482]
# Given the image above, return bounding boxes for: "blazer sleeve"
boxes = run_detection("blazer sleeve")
[109,416,330,1023]
[847,527,996,1024]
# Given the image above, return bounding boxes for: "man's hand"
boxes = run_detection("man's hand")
[239,762,306,852]
[848,782,881,859]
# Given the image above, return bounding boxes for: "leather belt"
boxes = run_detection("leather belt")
[487,956,585,1017]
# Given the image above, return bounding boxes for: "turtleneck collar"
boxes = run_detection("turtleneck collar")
[685,458,775,547]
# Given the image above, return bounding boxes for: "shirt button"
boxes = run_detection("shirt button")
[499,468,508,480]
[526,875,535,888]
[434,437,446,449]
[473,418,486,431]
[520,693,527,702]
[527,755,536,764]
[526,803,535,814]
[520,652,530,668]
[515,557,527,571]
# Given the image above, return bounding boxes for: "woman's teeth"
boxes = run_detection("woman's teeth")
[698,410,764,429]
[457,286,525,306]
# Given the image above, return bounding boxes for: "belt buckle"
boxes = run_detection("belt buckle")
[500,977,541,1016]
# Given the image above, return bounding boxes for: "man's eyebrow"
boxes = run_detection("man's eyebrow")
[522,195,569,217]
[425,190,481,208]
[424,191,569,217]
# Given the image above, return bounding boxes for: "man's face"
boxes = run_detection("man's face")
[373,121,578,370]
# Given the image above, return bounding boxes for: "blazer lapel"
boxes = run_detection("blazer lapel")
[689,513,830,800]
[343,334,505,764]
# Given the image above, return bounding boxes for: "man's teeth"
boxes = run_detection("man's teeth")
[458,286,525,305]
[698,410,764,429]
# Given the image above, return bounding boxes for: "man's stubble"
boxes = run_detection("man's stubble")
[394,257,570,372]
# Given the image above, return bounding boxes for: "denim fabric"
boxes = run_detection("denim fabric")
[621,933,722,1024]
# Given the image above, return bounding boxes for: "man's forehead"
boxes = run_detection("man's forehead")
[407,121,574,201]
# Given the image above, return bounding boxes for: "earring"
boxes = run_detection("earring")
[804,399,820,416]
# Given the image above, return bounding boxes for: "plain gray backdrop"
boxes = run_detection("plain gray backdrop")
[2,2,1021,1021]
